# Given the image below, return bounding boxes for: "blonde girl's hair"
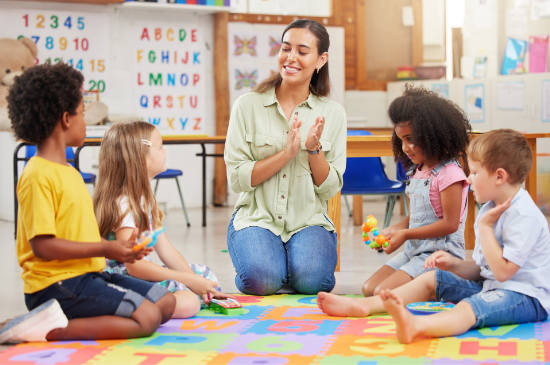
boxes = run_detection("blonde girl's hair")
[93,121,164,238]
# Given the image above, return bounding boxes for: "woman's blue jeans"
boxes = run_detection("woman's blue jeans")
[227,215,337,295]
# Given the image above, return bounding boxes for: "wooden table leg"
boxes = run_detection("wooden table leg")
[465,191,476,250]
[352,195,363,226]
[526,138,537,201]
[328,192,341,272]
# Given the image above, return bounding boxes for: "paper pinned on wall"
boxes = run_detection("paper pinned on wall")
[465,83,485,123]
[501,37,528,75]
[529,35,549,73]
[543,80,550,122]
[432,83,449,98]
[531,0,550,20]
[506,6,529,38]
[402,6,414,26]
[496,81,525,110]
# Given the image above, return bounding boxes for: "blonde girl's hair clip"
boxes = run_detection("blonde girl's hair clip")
[141,138,152,147]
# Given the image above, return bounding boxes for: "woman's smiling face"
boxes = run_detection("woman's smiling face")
[278,27,324,86]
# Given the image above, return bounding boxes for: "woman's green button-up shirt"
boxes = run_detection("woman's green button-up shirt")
[224,88,347,242]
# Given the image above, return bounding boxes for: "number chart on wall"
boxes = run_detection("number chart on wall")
[133,21,206,134]
[0,7,110,99]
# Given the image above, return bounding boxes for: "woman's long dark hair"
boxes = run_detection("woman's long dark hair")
[255,19,330,97]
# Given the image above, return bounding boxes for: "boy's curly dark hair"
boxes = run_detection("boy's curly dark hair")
[388,85,472,170]
[8,62,83,145]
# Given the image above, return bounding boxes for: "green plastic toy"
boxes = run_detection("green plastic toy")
[208,298,244,315]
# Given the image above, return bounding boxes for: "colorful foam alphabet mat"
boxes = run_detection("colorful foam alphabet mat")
[1,294,549,364]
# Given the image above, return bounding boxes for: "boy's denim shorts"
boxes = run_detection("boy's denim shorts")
[435,269,547,329]
[25,272,169,319]
[385,251,433,278]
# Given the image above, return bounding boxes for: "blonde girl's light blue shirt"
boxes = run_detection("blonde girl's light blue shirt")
[473,188,550,315]
[224,88,347,242]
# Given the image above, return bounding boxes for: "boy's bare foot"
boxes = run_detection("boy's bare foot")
[317,292,370,317]
[380,289,419,344]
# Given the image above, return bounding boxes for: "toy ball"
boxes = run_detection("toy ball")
[361,215,389,249]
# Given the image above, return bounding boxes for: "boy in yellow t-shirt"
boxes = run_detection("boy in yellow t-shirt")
[0,63,175,344]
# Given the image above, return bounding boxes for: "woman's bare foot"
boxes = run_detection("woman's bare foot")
[380,289,419,343]
[317,292,370,317]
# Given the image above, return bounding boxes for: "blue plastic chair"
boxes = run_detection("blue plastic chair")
[153,169,191,227]
[341,130,408,227]
[25,145,96,185]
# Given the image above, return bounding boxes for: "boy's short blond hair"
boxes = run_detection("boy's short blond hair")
[468,129,532,185]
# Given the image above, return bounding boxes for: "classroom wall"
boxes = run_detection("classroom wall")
[386,74,550,134]
[461,0,502,79]
[462,0,550,78]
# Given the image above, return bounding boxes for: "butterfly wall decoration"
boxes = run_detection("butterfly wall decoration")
[234,69,258,90]
[268,36,281,57]
[234,35,258,56]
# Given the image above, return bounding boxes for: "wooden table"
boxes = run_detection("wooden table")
[328,133,550,271]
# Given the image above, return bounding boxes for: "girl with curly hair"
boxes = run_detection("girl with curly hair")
[320,86,471,313]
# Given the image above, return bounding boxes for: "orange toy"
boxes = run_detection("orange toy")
[361,215,389,249]
[132,227,165,252]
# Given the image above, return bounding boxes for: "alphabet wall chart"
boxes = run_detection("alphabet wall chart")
[132,22,206,133]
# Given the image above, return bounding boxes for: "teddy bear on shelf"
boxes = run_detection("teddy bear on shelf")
[83,96,110,126]
[0,36,109,129]
[0,37,38,131]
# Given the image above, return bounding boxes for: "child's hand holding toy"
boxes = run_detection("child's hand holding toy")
[186,275,235,304]
[104,229,153,263]
[132,227,166,252]
[361,215,390,250]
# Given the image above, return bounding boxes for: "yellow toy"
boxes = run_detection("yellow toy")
[361,215,389,249]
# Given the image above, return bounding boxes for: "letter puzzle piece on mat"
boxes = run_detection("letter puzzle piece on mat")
[244,319,344,336]
[429,337,543,362]
[0,346,105,365]
[158,318,255,334]
[90,347,215,365]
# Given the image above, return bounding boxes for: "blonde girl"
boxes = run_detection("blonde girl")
[94,121,232,318]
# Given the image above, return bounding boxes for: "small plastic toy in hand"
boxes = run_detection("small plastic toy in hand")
[361,215,389,249]
[208,298,244,315]
[132,227,166,252]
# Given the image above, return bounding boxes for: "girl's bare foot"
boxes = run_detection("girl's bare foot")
[380,289,419,344]
[317,292,370,317]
